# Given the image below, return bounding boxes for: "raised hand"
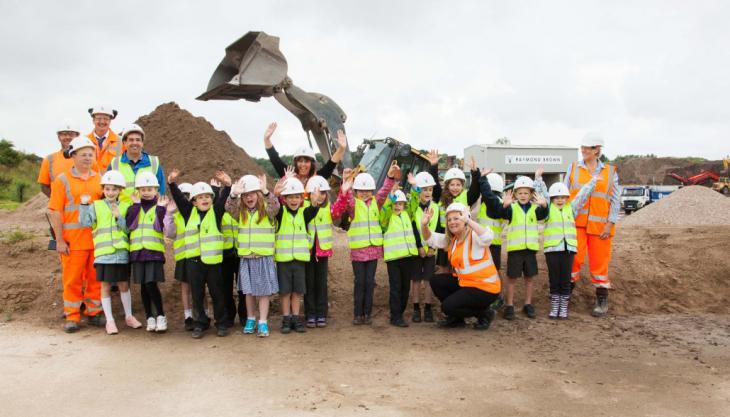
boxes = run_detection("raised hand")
[166,198,177,214]
[336,129,347,150]
[80,194,91,205]
[284,165,296,179]
[310,187,325,206]
[131,190,141,204]
[263,122,277,148]
[480,167,493,177]
[407,172,416,186]
[340,177,353,194]
[273,178,286,196]
[111,202,121,219]
[502,190,513,207]
[215,171,232,187]
[535,167,544,179]
[258,174,267,191]
[167,168,180,183]
[209,178,221,188]
[468,156,477,172]
[231,178,245,197]
[534,192,547,208]
[421,207,434,226]
[342,167,353,181]
[157,195,168,207]
[427,149,439,166]
[387,161,401,179]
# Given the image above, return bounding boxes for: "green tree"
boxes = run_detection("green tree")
[0,139,22,167]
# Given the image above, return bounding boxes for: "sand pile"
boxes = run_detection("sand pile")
[621,186,730,226]
[616,157,723,185]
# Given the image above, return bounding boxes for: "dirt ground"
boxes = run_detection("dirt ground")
[1,196,730,416]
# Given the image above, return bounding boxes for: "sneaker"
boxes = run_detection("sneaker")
[155,316,168,332]
[390,318,409,328]
[191,327,204,339]
[281,316,292,334]
[63,320,80,333]
[184,317,195,331]
[243,319,256,334]
[293,316,306,333]
[363,315,373,325]
[87,314,105,327]
[352,316,363,325]
[437,316,466,328]
[503,305,515,321]
[316,317,327,328]
[423,306,434,323]
[306,316,317,328]
[548,294,560,320]
[523,304,536,319]
[125,316,143,329]
[105,320,119,335]
[257,322,270,337]
[558,295,570,320]
[146,317,156,332]
[217,327,230,337]
[473,310,495,331]
[411,307,422,323]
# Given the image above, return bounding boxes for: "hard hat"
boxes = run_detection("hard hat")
[392,190,407,203]
[122,124,145,141]
[240,175,261,193]
[178,182,193,194]
[548,182,570,198]
[444,168,466,183]
[281,178,305,196]
[513,176,535,190]
[190,181,214,199]
[486,173,504,193]
[415,171,436,188]
[88,106,118,119]
[292,146,316,161]
[581,132,605,147]
[100,170,126,188]
[353,173,376,191]
[57,121,80,135]
[65,136,96,157]
[445,202,470,219]
[305,175,331,192]
[134,171,159,188]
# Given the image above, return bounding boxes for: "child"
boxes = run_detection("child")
[272,175,325,334]
[534,169,598,319]
[126,171,168,332]
[481,174,548,320]
[333,163,399,325]
[211,177,243,330]
[303,175,335,328]
[225,174,279,337]
[79,170,142,335]
[476,170,509,312]
[169,169,232,339]
[437,159,482,235]
[380,188,419,327]
[163,182,196,330]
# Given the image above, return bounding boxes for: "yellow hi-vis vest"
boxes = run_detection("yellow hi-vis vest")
[305,201,333,251]
[91,200,130,257]
[383,211,418,262]
[476,201,507,246]
[347,198,383,249]
[237,209,275,257]
[506,203,539,252]
[109,155,159,203]
[129,205,165,253]
[275,208,311,262]
[172,211,190,261]
[414,201,439,252]
[543,204,578,249]
[439,191,467,228]
[184,208,224,265]
[221,212,237,251]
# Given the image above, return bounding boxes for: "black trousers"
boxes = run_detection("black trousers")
[430,273,499,319]
[545,251,575,295]
[305,256,329,318]
[221,255,243,327]
[352,259,377,317]
[188,258,228,329]
[386,257,414,320]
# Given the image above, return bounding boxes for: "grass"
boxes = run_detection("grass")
[1,229,35,244]
[0,200,21,210]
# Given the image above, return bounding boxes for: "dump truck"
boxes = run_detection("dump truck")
[621,185,679,214]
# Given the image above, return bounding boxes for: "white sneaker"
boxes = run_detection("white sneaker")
[155,315,168,332]
[146,317,156,332]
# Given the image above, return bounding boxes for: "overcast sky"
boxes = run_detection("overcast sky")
[1,0,728,160]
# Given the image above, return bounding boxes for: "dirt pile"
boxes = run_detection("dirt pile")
[621,186,730,226]
[615,156,723,185]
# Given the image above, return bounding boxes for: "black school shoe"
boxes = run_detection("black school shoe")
[411,307,422,323]
[423,305,434,323]
[281,316,292,334]
[184,317,195,331]
[293,316,306,333]
[474,310,496,331]
[390,317,409,328]
[437,316,466,328]
[217,327,230,337]
[503,305,515,320]
[191,327,205,339]
[523,304,536,319]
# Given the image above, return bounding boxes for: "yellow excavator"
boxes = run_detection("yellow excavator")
[712,157,730,195]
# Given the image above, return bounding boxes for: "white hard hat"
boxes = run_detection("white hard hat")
[415,171,436,188]
[548,182,570,198]
[281,178,305,196]
[134,171,159,188]
[88,106,118,119]
[353,173,376,191]
[100,170,126,188]
[444,168,466,183]
[122,124,145,141]
[240,175,261,193]
[486,173,504,193]
[306,175,331,192]
[57,121,80,135]
[190,181,214,199]
[178,182,193,194]
[293,146,316,161]
[513,176,535,190]
[581,132,605,147]
[66,136,96,156]
[445,202,470,219]
[392,190,407,203]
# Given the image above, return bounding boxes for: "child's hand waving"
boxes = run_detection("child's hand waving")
[421,207,434,227]
[502,190,513,207]
[167,168,180,184]
[215,171,232,187]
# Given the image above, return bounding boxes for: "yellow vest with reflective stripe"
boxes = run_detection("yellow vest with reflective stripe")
[347,198,383,249]
[237,210,275,257]
[414,201,439,252]
[184,208,224,264]
[275,208,311,262]
[110,155,159,203]
[92,200,130,257]
[439,191,467,228]
[476,201,507,246]
[129,205,165,253]
[221,212,237,251]
[306,201,333,251]
[506,203,539,252]
[172,211,188,261]
[543,204,577,249]
[383,211,418,262]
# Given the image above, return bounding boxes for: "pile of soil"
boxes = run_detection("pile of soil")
[621,186,730,226]
[615,157,723,185]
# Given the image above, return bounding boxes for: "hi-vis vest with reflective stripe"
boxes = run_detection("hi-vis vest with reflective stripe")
[172,211,189,261]
[184,208,224,264]
[55,172,85,232]
[439,191,467,228]
[448,233,501,294]
[543,204,577,249]
[221,212,237,251]
[305,201,333,251]
[129,205,165,253]
[506,203,539,252]
[568,162,616,237]
[92,200,130,257]
[414,201,439,252]
[383,211,418,262]
[348,199,383,249]
[275,208,310,262]
[476,202,507,246]
[110,155,159,203]
[237,210,275,257]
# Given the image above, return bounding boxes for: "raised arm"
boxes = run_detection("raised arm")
[263,122,287,178]
[479,171,512,220]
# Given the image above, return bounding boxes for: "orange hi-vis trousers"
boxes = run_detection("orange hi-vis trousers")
[61,250,101,322]
[571,227,612,289]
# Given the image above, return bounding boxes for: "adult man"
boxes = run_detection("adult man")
[108,124,165,202]
[87,106,123,171]
[37,122,81,197]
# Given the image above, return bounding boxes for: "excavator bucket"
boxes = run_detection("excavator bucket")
[196,32,288,102]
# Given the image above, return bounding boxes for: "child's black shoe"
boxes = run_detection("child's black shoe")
[281,316,292,334]
[523,304,536,319]
[293,316,306,333]
[191,327,205,339]
[390,318,409,328]
[412,307,422,323]
[503,305,515,320]
[184,317,195,331]
[423,304,434,322]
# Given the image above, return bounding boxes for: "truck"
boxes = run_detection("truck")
[621,185,679,214]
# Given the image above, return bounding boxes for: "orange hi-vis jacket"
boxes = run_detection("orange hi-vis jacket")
[48,167,102,250]
[448,233,501,294]
[37,150,75,186]
[87,130,124,172]
[568,162,617,237]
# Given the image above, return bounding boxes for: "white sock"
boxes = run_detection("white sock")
[184,309,192,319]
[247,316,256,321]
[101,297,114,323]
[120,290,133,318]
[258,319,267,325]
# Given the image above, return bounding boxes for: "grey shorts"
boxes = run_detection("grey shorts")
[277,260,306,294]
[412,255,436,281]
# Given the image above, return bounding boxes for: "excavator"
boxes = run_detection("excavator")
[711,157,730,195]
[196,31,431,189]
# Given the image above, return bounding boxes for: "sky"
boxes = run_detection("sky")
[1,0,728,160]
